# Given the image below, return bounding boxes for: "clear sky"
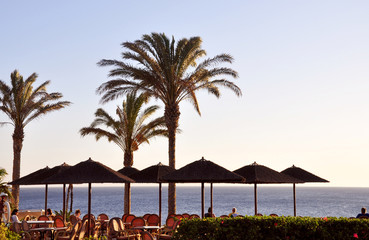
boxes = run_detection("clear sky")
[0,1,368,187]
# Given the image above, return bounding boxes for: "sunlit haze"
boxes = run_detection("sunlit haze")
[0,1,368,187]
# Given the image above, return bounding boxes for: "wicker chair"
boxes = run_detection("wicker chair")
[189,214,200,219]
[55,220,81,240]
[107,217,139,240]
[141,231,155,240]
[143,214,151,221]
[21,220,39,240]
[147,214,160,226]
[182,213,190,219]
[157,220,181,240]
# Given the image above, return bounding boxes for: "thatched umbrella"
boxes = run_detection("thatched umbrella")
[234,162,304,215]
[161,157,245,218]
[8,163,71,216]
[281,165,329,216]
[129,162,174,225]
[117,166,140,214]
[42,158,134,237]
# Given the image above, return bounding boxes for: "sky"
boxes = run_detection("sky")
[0,1,368,187]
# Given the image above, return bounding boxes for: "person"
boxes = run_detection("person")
[204,207,216,218]
[356,207,369,218]
[46,208,55,218]
[11,209,21,223]
[75,209,81,221]
[0,193,11,224]
[228,207,239,218]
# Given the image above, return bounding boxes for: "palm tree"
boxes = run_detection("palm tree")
[97,33,242,214]
[80,92,167,213]
[0,70,71,207]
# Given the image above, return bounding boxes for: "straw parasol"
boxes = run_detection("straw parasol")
[161,157,245,218]
[42,158,134,237]
[281,165,329,216]
[129,162,174,225]
[117,166,140,214]
[234,162,304,215]
[8,163,71,215]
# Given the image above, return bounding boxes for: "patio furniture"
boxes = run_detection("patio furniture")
[189,214,200,219]
[143,214,151,221]
[141,231,155,240]
[157,220,180,240]
[21,220,40,240]
[55,221,81,240]
[13,222,33,239]
[182,213,190,219]
[147,214,160,226]
[107,217,138,240]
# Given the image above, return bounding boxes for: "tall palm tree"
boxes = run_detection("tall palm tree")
[0,70,71,207]
[97,33,242,214]
[80,92,167,213]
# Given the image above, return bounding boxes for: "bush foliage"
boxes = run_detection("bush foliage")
[0,223,20,240]
[173,216,369,240]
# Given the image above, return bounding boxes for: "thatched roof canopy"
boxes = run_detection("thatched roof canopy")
[161,157,245,183]
[129,162,174,183]
[41,158,134,184]
[234,162,304,184]
[117,166,140,177]
[281,165,329,183]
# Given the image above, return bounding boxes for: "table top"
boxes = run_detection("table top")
[131,226,162,230]
[26,220,53,224]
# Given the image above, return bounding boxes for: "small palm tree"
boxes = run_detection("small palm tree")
[0,168,11,198]
[97,33,241,214]
[80,92,167,213]
[0,70,71,207]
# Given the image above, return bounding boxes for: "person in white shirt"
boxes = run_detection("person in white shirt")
[11,209,21,223]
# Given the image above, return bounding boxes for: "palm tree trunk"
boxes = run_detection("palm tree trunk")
[12,126,24,208]
[69,184,73,212]
[165,104,180,215]
[124,151,133,214]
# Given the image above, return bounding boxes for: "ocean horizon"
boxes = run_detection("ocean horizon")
[18,185,369,219]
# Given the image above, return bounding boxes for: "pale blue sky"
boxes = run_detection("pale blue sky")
[0,1,368,186]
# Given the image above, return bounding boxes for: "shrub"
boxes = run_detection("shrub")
[0,223,21,240]
[173,216,369,240]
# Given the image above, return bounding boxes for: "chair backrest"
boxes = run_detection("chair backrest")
[175,214,183,220]
[70,215,78,225]
[141,231,155,240]
[108,217,122,237]
[143,214,151,221]
[12,222,21,233]
[122,213,129,222]
[78,220,88,240]
[54,217,65,228]
[98,213,109,221]
[167,213,175,219]
[189,214,200,219]
[165,217,176,229]
[70,221,82,240]
[131,217,146,227]
[125,214,136,224]
[269,213,278,217]
[256,213,263,216]
[38,215,50,227]
[182,213,190,219]
[82,214,95,221]
[147,214,160,226]
[21,220,30,231]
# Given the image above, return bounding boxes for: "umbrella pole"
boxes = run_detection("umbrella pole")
[45,184,48,214]
[254,183,257,215]
[293,183,296,217]
[88,183,91,237]
[159,183,162,226]
[210,183,213,216]
[63,184,66,221]
[201,182,205,218]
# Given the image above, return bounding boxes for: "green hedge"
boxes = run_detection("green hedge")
[173,216,369,240]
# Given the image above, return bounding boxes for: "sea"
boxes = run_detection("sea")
[18,185,369,219]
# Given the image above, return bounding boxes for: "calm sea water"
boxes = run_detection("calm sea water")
[18,185,369,218]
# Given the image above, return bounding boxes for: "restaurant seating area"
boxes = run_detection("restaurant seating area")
[10,212,190,239]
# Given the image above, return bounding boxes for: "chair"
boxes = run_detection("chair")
[13,222,33,240]
[174,214,183,220]
[55,221,82,240]
[189,214,200,219]
[82,218,97,238]
[37,215,50,228]
[219,215,228,218]
[141,231,155,240]
[256,213,263,216]
[269,213,278,217]
[69,215,78,226]
[107,217,139,240]
[78,220,88,240]
[182,213,190,219]
[124,214,136,227]
[167,214,175,219]
[143,214,151,221]
[161,217,176,234]
[82,214,95,221]
[147,214,160,226]
[131,217,146,235]
[98,213,109,236]
[122,213,129,222]
[21,220,39,240]
[157,220,181,240]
